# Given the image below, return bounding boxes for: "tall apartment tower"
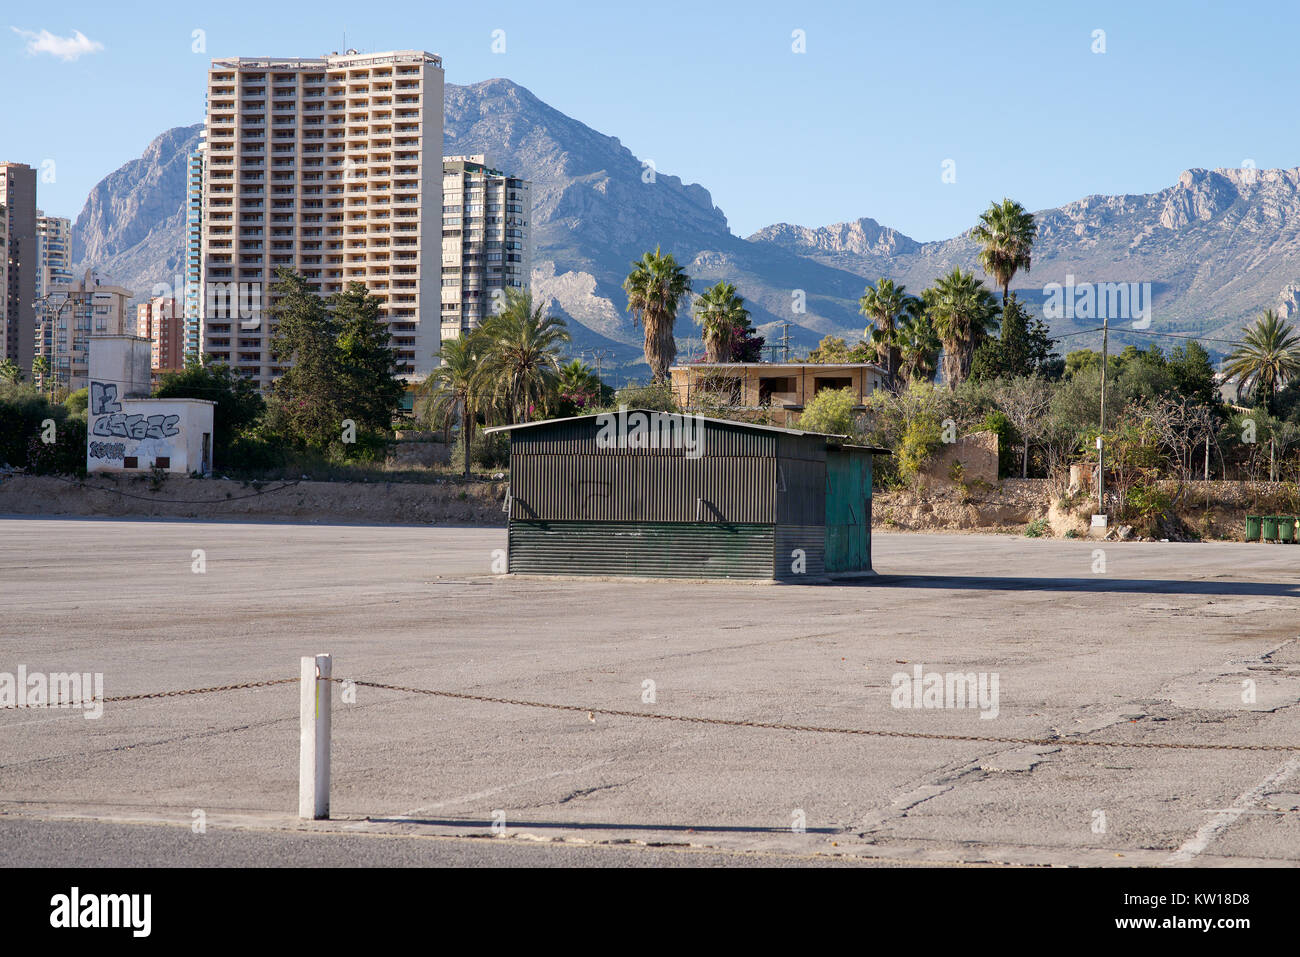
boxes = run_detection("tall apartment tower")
[0,163,38,375]
[440,155,532,342]
[184,145,205,361]
[199,50,444,390]
[36,211,73,302]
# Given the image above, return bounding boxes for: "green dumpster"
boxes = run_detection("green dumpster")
[1280,517,1297,543]
[1245,515,1262,541]
[1262,516,1280,542]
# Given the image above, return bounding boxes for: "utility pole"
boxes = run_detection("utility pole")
[1098,315,1109,515]
[780,321,793,363]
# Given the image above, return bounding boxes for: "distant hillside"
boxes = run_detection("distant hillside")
[71,124,202,300]
[69,81,1300,373]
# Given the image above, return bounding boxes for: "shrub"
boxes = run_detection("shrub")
[798,386,860,437]
[452,430,509,470]
[26,416,86,477]
[982,410,1020,478]
[1025,518,1050,537]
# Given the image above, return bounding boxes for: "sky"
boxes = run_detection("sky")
[3,0,1297,241]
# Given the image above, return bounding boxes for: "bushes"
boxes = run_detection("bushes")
[452,430,509,470]
[798,386,860,437]
[27,417,86,477]
[981,410,1020,478]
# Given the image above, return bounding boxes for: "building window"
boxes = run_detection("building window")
[123,456,139,469]
[154,457,171,470]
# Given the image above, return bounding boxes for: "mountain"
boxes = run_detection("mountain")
[69,79,1300,374]
[749,168,1300,352]
[71,124,202,299]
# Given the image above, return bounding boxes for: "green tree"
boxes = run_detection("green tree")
[331,282,404,433]
[476,288,571,424]
[693,281,750,363]
[1167,340,1219,411]
[624,247,691,381]
[417,331,483,478]
[0,358,22,385]
[859,278,920,387]
[923,268,999,387]
[807,334,873,364]
[971,198,1036,309]
[267,269,340,448]
[155,355,266,462]
[896,311,942,384]
[1223,310,1300,408]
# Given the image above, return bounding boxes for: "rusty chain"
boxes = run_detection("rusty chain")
[6,673,1294,753]
[328,677,1300,753]
[102,677,298,703]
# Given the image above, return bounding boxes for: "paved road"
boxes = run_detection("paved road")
[2,518,1298,866]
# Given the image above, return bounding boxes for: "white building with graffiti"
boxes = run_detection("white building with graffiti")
[86,336,215,475]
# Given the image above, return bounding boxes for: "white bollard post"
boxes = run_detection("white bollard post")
[298,654,332,820]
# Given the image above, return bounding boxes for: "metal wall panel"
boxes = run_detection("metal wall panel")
[773,524,826,582]
[510,416,778,458]
[825,448,874,573]
[508,521,777,579]
[511,453,776,523]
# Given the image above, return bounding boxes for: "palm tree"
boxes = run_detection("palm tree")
[624,247,691,381]
[693,281,750,362]
[30,355,50,396]
[859,278,920,388]
[971,198,1036,309]
[1224,310,1300,407]
[556,358,603,414]
[0,358,23,385]
[896,311,942,385]
[475,288,571,424]
[924,268,999,387]
[416,331,482,478]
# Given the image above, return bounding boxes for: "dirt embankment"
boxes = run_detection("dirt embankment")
[875,478,1287,540]
[0,474,508,526]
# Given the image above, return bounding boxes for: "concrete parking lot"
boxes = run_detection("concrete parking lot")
[2,517,1298,866]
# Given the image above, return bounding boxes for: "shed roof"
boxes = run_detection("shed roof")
[484,410,889,454]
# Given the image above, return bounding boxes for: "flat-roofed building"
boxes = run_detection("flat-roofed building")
[137,296,185,374]
[440,154,531,342]
[200,50,444,388]
[669,361,887,428]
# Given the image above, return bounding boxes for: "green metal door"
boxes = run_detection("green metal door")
[825,450,871,572]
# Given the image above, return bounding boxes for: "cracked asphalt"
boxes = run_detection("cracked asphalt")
[2,517,1298,867]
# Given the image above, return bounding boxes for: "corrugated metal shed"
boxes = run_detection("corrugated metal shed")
[487,410,885,582]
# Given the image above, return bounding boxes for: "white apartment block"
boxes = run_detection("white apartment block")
[440,155,532,342]
[38,269,134,392]
[199,50,444,389]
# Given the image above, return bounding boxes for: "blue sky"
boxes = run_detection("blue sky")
[3,0,1295,240]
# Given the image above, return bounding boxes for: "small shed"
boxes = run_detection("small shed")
[485,410,886,582]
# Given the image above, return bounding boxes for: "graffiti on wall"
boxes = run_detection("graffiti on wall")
[88,442,127,460]
[87,381,183,466]
[91,413,181,440]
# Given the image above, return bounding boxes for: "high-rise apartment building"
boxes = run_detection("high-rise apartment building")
[440,155,532,342]
[36,211,73,301]
[184,146,205,361]
[199,50,444,390]
[38,269,133,392]
[137,296,185,374]
[34,210,73,366]
[0,163,37,375]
